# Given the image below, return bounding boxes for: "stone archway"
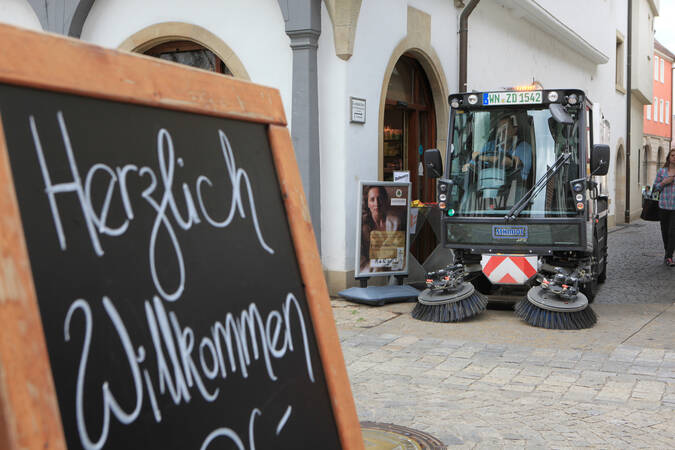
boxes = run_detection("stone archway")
[615,145,626,224]
[378,7,449,181]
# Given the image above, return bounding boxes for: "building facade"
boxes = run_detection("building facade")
[643,39,673,188]
[0,0,658,293]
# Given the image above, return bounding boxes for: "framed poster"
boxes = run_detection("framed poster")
[355,181,410,277]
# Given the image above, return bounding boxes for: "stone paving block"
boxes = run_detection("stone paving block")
[634,379,666,394]
[548,360,577,369]
[600,361,631,372]
[501,352,529,363]
[628,365,659,376]
[579,351,607,362]
[471,381,502,391]
[635,348,666,362]
[383,335,419,350]
[442,375,474,387]
[631,391,663,403]
[556,349,583,361]
[574,360,604,371]
[437,357,471,371]
[346,361,378,375]
[490,366,521,378]
[512,374,545,385]
[462,363,496,376]
[656,368,675,379]
[520,366,552,377]
[545,374,577,386]
[563,386,599,401]
[596,387,632,402]
[535,384,568,394]
[503,383,535,393]
[451,348,476,359]
[609,346,641,362]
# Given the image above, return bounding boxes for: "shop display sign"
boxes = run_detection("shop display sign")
[0,24,362,450]
[350,97,366,123]
[355,181,410,277]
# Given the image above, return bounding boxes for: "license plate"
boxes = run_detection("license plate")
[483,91,542,106]
[492,225,528,239]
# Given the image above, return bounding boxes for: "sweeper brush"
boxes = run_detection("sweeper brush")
[413,283,487,322]
[515,285,597,330]
[412,264,487,323]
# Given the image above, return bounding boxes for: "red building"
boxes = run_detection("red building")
[642,40,674,188]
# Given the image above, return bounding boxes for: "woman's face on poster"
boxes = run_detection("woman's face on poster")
[367,187,386,220]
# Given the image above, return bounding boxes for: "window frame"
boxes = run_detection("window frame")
[667,101,670,125]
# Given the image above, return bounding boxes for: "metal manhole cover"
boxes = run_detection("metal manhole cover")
[361,422,446,449]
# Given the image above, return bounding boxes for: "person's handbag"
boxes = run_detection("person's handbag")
[640,191,660,221]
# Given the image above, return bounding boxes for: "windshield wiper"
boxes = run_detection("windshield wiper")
[504,150,572,222]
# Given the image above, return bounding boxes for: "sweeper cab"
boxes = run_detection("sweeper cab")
[421,87,610,329]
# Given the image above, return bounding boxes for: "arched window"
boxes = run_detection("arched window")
[144,40,232,75]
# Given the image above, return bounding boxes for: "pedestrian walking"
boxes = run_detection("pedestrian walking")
[652,148,675,266]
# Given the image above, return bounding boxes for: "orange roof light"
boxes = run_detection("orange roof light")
[510,82,543,91]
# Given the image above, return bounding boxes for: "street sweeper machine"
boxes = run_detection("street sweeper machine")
[415,87,610,330]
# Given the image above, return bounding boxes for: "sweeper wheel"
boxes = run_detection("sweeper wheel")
[412,282,487,323]
[515,286,597,329]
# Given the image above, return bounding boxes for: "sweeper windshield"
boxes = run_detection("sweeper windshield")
[447,105,581,218]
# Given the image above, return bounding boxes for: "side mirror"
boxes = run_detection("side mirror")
[424,149,443,178]
[591,144,610,176]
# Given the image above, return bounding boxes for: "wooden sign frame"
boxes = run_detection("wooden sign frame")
[0,23,362,450]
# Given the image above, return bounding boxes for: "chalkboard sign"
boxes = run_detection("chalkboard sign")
[0,24,362,450]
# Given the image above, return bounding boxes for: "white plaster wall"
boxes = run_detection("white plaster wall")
[0,0,42,31]
[469,0,628,221]
[80,0,293,126]
[318,0,457,272]
[535,0,609,55]
[632,0,656,104]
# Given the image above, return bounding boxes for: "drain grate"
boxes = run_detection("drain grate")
[360,422,446,449]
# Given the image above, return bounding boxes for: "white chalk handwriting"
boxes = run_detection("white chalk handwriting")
[30,112,274,302]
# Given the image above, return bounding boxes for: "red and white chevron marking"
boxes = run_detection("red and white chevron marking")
[480,255,538,285]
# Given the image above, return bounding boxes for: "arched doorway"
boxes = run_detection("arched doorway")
[382,54,438,263]
[383,54,436,201]
[615,145,626,224]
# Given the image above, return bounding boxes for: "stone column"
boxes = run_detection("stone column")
[280,0,322,249]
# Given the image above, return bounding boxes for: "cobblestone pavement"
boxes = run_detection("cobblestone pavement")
[335,220,675,448]
[597,220,674,304]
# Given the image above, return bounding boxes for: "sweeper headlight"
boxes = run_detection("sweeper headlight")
[450,98,461,108]
[547,91,559,102]
[467,94,478,105]
[566,93,579,105]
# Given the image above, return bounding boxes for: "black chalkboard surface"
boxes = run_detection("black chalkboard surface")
[0,82,342,449]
